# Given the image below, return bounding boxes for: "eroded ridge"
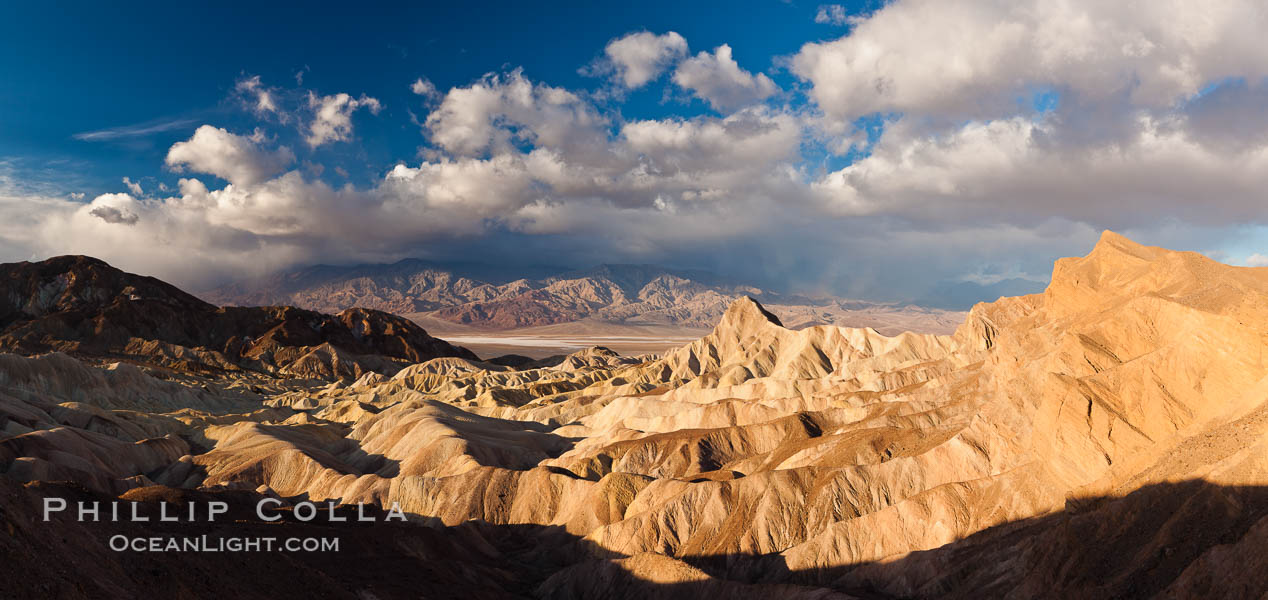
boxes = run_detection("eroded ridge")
[5,232,1268,598]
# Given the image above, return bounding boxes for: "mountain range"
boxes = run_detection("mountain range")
[4,232,1268,597]
[0,255,475,382]
[202,260,967,335]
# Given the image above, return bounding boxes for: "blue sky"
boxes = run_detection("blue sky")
[2,1,1267,302]
[1,1,851,192]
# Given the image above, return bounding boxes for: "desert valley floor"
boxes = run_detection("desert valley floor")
[4,231,1268,598]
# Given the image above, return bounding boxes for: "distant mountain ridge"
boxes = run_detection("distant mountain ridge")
[0,255,476,381]
[202,260,967,334]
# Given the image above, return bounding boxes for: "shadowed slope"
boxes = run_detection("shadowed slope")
[0,256,477,380]
[3,478,1268,598]
[4,232,1268,598]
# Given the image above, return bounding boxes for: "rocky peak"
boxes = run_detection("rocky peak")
[1,255,214,326]
[715,296,784,332]
[0,256,478,380]
[1044,230,1235,316]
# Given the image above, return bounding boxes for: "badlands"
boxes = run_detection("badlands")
[3,231,1268,598]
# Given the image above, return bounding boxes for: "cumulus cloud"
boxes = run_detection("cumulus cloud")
[791,0,1268,124]
[415,83,802,221]
[672,44,778,112]
[121,177,143,196]
[236,75,282,118]
[6,0,1268,301]
[88,194,140,225]
[306,92,382,147]
[620,108,802,183]
[813,115,1268,230]
[424,69,609,157]
[594,31,688,89]
[792,0,1268,243]
[814,5,849,25]
[410,77,440,101]
[0,68,811,288]
[165,125,295,186]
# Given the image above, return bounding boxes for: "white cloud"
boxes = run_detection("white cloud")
[411,77,439,100]
[597,31,688,89]
[87,193,140,225]
[812,114,1268,230]
[7,2,1268,301]
[1245,253,1268,267]
[306,92,382,147]
[165,125,295,186]
[121,177,143,196]
[791,0,1268,124]
[0,67,814,288]
[672,44,778,112]
[72,118,196,142]
[620,108,802,183]
[783,0,1268,258]
[0,190,76,261]
[236,75,281,118]
[814,4,848,25]
[424,69,608,157]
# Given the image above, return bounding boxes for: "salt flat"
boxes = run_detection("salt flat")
[436,333,705,358]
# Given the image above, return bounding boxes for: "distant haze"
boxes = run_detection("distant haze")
[202,259,968,334]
